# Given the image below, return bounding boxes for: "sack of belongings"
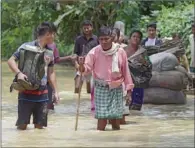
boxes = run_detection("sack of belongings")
[143,87,186,105]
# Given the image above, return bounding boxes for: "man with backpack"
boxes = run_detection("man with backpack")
[7,22,59,130]
[34,22,76,110]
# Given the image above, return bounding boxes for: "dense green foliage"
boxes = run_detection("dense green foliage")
[1,0,194,59]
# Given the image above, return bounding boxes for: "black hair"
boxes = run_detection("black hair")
[147,22,157,29]
[192,24,195,28]
[40,22,57,33]
[112,28,120,39]
[129,29,143,41]
[82,20,92,27]
[98,26,112,37]
[35,22,56,38]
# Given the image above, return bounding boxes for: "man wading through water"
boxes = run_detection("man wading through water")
[34,22,76,110]
[73,20,99,96]
[7,23,59,130]
[77,26,134,131]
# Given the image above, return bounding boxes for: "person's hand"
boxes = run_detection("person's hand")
[78,56,85,73]
[53,91,60,104]
[125,90,132,106]
[70,54,78,61]
[44,55,52,65]
[17,72,27,81]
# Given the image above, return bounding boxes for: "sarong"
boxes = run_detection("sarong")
[129,88,144,111]
[94,80,123,119]
[122,83,129,115]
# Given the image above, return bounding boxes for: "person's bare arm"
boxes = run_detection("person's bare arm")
[7,56,20,74]
[48,66,60,103]
[7,56,27,79]
[48,66,58,93]
[55,54,77,63]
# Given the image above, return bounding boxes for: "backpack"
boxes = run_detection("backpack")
[10,44,53,92]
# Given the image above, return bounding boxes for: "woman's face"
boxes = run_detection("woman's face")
[129,32,141,45]
[111,33,118,43]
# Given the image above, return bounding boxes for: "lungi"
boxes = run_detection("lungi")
[94,80,123,119]
[122,83,129,115]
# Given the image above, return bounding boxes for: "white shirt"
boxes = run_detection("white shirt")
[145,38,156,46]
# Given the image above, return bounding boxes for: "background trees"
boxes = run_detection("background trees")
[1,0,194,59]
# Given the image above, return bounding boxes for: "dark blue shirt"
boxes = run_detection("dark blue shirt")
[74,34,99,56]
[13,40,54,102]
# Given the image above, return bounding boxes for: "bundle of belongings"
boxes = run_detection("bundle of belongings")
[143,40,192,104]
[10,45,53,92]
[144,39,185,57]
[127,46,152,110]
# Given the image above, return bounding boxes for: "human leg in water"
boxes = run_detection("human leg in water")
[97,119,107,131]
[111,119,120,130]
[33,102,48,129]
[17,124,28,130]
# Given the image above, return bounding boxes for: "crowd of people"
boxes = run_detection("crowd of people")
[7,19,195,131]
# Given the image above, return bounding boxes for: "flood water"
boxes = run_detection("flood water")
[1,62,194,147]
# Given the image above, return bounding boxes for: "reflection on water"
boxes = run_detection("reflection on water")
[1,63,194,147]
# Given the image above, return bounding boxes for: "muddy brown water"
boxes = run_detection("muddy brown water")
[1,62,194,147]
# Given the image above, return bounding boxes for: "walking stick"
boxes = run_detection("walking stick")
[75,71,83,131]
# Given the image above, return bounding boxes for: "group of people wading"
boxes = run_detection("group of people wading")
[7,20,194,131]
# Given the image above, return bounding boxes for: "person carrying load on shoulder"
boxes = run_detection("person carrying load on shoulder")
[33,22,76,110]
[124,29,152,111]
[8,22,60,130]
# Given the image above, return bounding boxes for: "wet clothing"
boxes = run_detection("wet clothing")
[13,40,53,127]
[16,100,48,127]
[94,80,123,119]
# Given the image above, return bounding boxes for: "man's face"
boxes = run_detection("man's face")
[147,27,156,38]
[129,32,141,45]
[99,35,112,50]
[82,25,93,35]
[44,32,55,45]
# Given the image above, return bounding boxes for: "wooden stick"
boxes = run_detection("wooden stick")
[75,73,83,131]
